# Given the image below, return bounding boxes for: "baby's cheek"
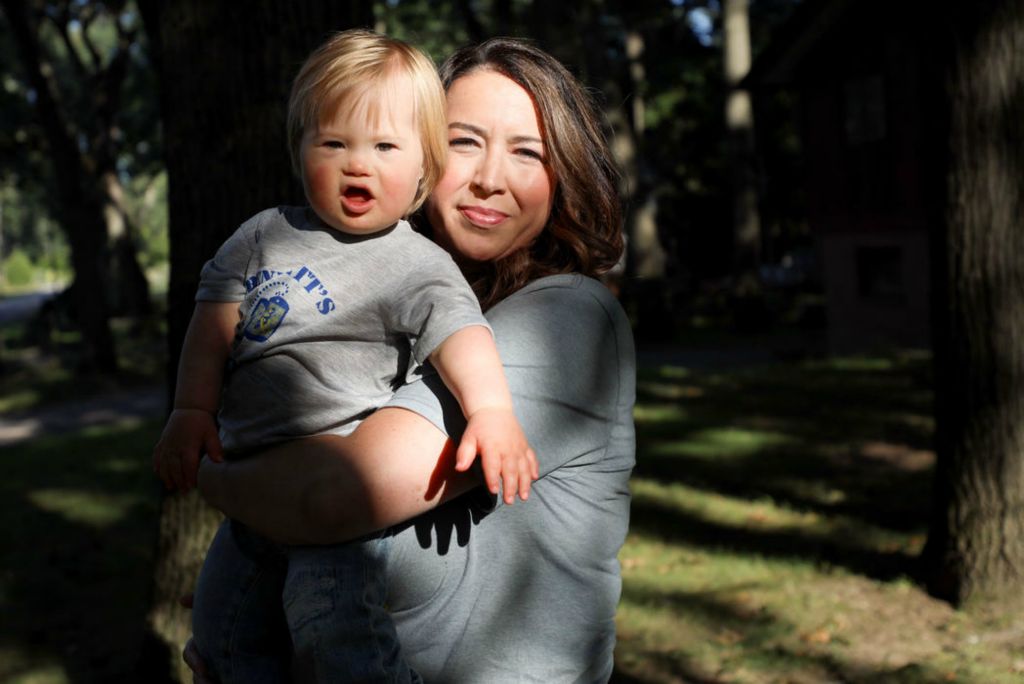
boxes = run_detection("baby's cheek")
[306,165,335,197]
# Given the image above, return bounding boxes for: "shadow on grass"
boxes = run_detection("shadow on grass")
[0,421,164,683]
[632,354,934,555]
[615,582,960,684]
[629,494,916,580]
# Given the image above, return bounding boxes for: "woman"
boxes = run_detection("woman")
[191,37,635,682]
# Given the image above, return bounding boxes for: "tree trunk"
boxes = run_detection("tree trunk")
[545,1,671,339]
[1,0,119,371]
[621,29,665,283]
[139,1,374,680]
[723,0,764,329]
[103,171,153,317]
[922,0,1024,608]
[616,26,672,341]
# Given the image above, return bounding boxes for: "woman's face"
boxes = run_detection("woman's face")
[426,69,556,263]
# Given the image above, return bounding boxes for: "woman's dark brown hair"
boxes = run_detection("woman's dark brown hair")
[435,38,624,309]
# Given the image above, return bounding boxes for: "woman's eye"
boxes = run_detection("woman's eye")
[516,148,544,162]
[449,137,477,148]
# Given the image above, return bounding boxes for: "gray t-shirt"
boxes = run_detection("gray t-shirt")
[384,273,636,683]
[196,206,488,452]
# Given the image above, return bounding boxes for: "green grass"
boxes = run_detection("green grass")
[0,421,164,684]
[3,341,1023,683]
[613,352,1024,684]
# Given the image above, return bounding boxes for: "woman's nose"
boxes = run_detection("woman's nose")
[471,149,504,195]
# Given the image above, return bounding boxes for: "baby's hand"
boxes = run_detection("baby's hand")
[152,408,223,493]
[456,407,539,505]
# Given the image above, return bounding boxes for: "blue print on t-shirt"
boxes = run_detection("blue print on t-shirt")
[243,295,289,342]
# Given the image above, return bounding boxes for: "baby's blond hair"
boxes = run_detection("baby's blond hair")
[287,29,446,213]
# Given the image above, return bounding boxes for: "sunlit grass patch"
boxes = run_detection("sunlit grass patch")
[629,476,915,559]
[0,420,162,683]
[0,355,74,413]
[633,403,688,423]
[813,356,897,372]
[632,477,816,530]
[649,427,797,459]
[26,489,142,529]
[0,656,69,684]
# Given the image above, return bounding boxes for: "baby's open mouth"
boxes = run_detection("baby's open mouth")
[343,187,373,201]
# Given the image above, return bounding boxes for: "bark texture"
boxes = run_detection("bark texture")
[923,0,1024,607]
[140,2,373,680]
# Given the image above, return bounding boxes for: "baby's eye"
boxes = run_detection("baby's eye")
[322,140,344,149]
[376,142,397,152]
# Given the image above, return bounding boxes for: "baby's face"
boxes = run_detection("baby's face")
[301,84,424,236]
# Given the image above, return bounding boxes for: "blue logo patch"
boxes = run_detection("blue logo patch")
[243,296,289,342]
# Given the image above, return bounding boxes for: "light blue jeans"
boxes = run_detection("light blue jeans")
[192,519,420,683]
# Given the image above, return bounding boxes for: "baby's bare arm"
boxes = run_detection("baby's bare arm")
[430,326,538,504]
[152,302,238,492]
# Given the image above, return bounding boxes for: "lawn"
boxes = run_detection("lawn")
[613,353,1024,684]
[2,336,1023,682]
[0,421,164,683]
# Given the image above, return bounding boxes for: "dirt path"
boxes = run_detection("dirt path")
[0,385,165,447]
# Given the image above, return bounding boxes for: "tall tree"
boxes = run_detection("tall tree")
[0,0,155,371]
[922,0,1024,607]
[138,2,373,680]
[723,0,763,325]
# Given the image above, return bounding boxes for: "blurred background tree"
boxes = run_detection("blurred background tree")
[0,0,161,371]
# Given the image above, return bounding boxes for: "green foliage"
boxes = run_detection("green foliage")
[0,1,162,274]
[2,248,34,286]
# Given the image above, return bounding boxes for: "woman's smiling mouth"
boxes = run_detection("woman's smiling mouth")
[459,205,508,227]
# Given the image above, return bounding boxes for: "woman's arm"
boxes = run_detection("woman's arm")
[198,406,481,544]
[199,274,631,545]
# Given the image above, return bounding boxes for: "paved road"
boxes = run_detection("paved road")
[0,385,165,447]
[0,289,61,326]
